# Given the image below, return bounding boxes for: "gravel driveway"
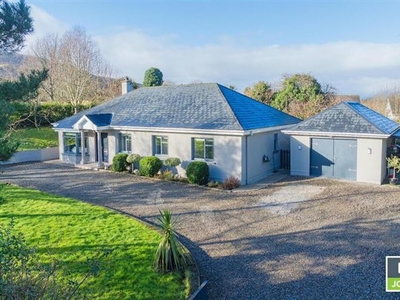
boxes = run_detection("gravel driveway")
[2,161,400,299]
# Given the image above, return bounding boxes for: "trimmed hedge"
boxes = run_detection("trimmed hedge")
[9,102,94,128]
[186,161,209,185]
[112,153,129,172]
[163,157,181,168]
[139,156,163,177]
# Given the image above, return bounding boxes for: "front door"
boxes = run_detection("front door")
[101,133,108,162]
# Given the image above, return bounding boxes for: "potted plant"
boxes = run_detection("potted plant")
[387,155,400,184]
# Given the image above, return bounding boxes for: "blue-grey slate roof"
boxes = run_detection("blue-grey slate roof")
[54,83,300,131]
[286,101,400,135]
[85,114,113,127]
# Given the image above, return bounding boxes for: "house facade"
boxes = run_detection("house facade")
[53,83,300,185]
[283,102,400,184]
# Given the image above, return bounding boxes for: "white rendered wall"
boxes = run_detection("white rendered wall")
[357,138,385,184]
[245,131,290,184]
[112,131,243,182]
[290,135,310,176]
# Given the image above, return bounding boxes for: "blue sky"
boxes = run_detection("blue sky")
[24,0,400,98]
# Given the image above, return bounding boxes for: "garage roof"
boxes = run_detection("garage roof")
[283,102,400,137]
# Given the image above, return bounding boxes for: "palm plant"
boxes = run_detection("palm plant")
[154,210,192,273]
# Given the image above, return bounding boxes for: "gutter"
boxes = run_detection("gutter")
[281,130,390,139]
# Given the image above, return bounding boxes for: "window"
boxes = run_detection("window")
[154,136,168,155]
[274,133,278,152]
[194,138,214,160]
[119,133,132,153]
[63,133,87,154]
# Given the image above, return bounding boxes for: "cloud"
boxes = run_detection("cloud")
[23,5,400,98]
[22,5,68,53]
[94,30,400,98]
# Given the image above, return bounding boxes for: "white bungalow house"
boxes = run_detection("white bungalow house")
[52,82,300,185]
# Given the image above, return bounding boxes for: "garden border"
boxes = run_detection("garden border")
[1,147,59,165]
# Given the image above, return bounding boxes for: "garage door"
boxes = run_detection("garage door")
[310,138,357,180]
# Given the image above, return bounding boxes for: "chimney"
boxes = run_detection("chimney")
[121,77,133,95]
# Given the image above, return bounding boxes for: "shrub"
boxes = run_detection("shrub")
[9,102,94,128]
[161,170,174,181]
[112,153,129,172]
[222,176,241,190]
[126,153,141,164]
[154,210,192,273]
[207,180,220,188]
[163,157,181,168]
[126,154,141,173]
[139,156,163,177]
[186,161,209,185]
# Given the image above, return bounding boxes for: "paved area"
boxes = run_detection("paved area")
[2,161,400,299]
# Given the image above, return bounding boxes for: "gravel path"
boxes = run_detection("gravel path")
[2,161,400,299]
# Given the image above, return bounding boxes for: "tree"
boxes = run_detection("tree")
[0,0,44,163]
[143,67,163,87]
[0,0,33,54]
[272,74,334,119]
[244,81,274,104]
[27,27,114,114]
[0,69,48,102]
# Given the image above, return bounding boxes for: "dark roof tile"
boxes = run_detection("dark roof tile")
[286,101,400,135]
[54,83,300,131]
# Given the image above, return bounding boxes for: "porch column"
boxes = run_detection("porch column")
[80,131,85,164]
[97,130,103,168]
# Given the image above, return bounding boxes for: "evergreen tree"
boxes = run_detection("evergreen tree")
[143,67,163,87]
[0,0,33,54]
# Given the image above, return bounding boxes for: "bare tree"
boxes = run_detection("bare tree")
[24,26,114,113]
[30,33,60,102]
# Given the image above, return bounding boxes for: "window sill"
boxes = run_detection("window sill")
[193,158,216,164]
[63,153,89,156]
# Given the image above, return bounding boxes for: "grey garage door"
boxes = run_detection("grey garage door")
[310,138,357,180]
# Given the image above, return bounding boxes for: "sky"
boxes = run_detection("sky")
[23,0,400,98]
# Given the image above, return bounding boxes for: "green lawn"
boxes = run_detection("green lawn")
[0,184,186,299]
[8,127,58,150]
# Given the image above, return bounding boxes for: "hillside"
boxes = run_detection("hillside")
[0,54,25,79]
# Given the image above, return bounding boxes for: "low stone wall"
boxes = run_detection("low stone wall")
[1,147,59,165]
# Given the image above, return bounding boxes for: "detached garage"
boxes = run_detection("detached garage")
[283,101,400,184]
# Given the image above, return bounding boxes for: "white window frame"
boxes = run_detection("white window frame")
[154,136,168,156]
[193,138,214,160]
[119,133,132,153]
[63,132,87,155]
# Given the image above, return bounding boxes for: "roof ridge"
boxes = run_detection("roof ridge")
[344,102,400,134]
[216,84,245,130]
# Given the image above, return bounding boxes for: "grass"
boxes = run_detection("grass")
[0,183,187,300]
[7,127,58,150]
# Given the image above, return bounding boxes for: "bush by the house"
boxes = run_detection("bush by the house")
[139,156,163,177]
[163,157,181,168]
[126,154,141,172]
[207,180,220,188]
[186,161,209,185]
[160,170,174,181]
[112,153,129,172]
[222,176,241,190]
